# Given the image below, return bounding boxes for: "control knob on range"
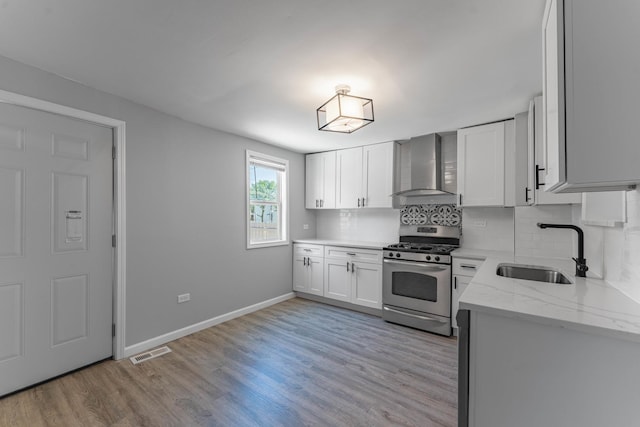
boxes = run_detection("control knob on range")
[395,253,401,258]
[434,256,440,262]
[388,252,394,257]
[425,255,431,261]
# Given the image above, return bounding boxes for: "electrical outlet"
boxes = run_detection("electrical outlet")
[303,224,309,230]
[177,293,190,303]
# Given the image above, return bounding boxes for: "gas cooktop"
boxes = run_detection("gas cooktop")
[385,242,458,255]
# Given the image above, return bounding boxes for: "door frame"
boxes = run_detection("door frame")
[0,89,127,360]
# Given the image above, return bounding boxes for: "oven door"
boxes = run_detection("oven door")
[382,258,451,318]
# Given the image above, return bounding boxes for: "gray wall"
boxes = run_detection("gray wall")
[0,55,316,346]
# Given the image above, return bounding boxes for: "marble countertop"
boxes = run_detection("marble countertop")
[293,239,391,250]
[459,254,640,343]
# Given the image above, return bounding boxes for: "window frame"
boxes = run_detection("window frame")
[246,150,289,249]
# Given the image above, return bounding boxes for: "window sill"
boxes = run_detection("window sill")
[247,240,290,250]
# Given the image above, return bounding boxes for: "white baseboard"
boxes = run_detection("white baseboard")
[123,292,295,359]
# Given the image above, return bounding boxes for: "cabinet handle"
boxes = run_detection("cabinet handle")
[454,277,457,290]
[346,262,350,272]
[458,194,463,206]
[304,249,312,252]
[346,252,357,256]
[460,265,476,270]
[362,197,365,207]
[320,199,324,208]
[535,164,546,190]
[525,187,531,203]
[303,257,307,266]
[315,199,319,208]
[357,198,361,207]
[351,262,355,273]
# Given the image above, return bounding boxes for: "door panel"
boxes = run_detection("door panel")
[324,260,351,302]
[0,102,113,396]
[352,263,381,309]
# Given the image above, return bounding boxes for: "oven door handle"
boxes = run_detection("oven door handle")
[383,306,448,324]
[383,259,449,271]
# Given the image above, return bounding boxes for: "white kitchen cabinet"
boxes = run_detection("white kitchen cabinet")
[525,96,581,205]
[336,142,395,209]
[305,151,336,209]
[324,246,382,309]
[324,258,352,302]
[541,0,640,193]
[336,147,363,209]
[292,244,323,296]
[457,120,515,207]
[362,142,394,208]
[452,257,483,332]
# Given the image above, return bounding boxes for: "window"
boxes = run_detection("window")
[246,150,288,248]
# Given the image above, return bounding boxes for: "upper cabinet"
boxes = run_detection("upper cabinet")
[305,151,336,209]
[522,96,581,205]
[362,142,395,208]
[542,0,640,193]
[307,141,395,210]
[457,120,515,207]
[336,147,364,208]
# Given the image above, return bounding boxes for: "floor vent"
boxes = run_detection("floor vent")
[130,346,172,365]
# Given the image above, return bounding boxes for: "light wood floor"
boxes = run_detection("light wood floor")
[0,298,458,427]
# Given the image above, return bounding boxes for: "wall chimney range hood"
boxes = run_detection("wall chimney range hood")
[392,133,454,208]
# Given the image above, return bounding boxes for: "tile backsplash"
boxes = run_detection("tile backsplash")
[316,208,400,243]
[593,188,640,302]
[514,205,576,259]
[400,204,461,226]
[461,207,514,252]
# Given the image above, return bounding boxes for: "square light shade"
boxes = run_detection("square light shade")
[317,85,374,133]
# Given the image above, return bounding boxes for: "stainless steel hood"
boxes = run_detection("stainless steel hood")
[392,133,453,207]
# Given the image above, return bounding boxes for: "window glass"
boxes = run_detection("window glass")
[247,151,288,248]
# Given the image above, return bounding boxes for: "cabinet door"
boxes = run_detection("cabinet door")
[324,259,351,302]
[308,256,324,296]
[362,142,394,208]
[452,275,471,330]
[336,147,363,209]
[321,152,336,208]
[305,152,336,209]
[351,262,382,309]
[305,153,321,209]
[532,96,580,204]
[293,255,308,292]
[457,121,506,207]
[541,0,564,191]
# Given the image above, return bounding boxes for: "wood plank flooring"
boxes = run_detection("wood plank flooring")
[0,298,458,427]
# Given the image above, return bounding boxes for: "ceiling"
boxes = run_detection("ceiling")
[0,0,546,153]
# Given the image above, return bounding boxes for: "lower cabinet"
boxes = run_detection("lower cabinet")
[452,256,484,331]
[324,246,382,309]
[293,243,382,310]
[293,244,323,296]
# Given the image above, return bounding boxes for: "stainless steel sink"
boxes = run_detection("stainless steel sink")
[496,263,572,284]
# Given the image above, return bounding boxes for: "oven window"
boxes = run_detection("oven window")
[391,272,438,302]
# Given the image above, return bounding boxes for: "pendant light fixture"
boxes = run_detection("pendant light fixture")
[317,85,374,133]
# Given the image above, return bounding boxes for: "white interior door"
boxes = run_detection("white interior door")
[0,102,113,396]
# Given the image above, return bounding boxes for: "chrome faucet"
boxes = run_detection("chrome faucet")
[537,223,588,277]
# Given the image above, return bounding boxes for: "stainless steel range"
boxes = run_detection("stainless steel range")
[382,224,460,336]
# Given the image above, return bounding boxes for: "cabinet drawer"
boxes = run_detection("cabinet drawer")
[324,246,382,263]
[453,257,484,277]
[294,244,324,257]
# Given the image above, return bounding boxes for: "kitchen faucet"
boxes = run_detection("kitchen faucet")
[537,223,588,277]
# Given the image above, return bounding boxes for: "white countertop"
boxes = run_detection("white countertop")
[293,239,391,250]
[459,254,640,343]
